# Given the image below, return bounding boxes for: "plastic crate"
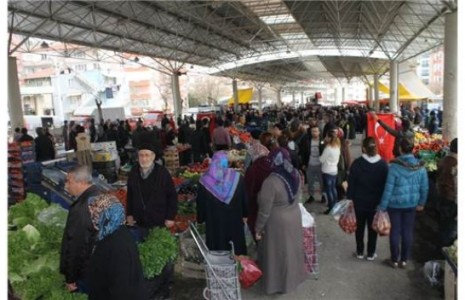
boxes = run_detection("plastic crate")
[419,150,436,160]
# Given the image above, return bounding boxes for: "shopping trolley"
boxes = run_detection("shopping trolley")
[189,223,241,300]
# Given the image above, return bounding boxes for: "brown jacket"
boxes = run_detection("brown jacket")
[436,154,457,202]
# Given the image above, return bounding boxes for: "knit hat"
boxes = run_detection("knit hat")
[138,142,157,154]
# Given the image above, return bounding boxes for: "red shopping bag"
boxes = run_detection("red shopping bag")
[236,256,262,289]
[338,202,357,234]
[372,210,391,236]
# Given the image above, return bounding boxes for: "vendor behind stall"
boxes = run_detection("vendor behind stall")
[125,141,177,299]
[126,141,177,234]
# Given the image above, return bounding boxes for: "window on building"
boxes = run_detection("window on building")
[421,60,429,67]
[421,69,429,76]
[422,79,429,85]
[68,78,74,87]
[75,64,87,72]
[41,54,48,60]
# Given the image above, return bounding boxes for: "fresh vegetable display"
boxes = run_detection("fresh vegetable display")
[138,228,178,279]
[170,214,197,234]
[8,194,87,300]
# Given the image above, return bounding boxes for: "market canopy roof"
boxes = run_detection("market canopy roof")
[8,0,457,84]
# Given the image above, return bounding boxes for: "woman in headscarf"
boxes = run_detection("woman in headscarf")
[244,138,273,241]
[255,147,306,295]
[196,151,248,255]
[87,194,148,300]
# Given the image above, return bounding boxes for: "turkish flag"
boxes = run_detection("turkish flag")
[367,113,396,162]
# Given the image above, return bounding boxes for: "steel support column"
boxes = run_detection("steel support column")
[232,79,239,112]
[172,72,182,118]
[373,74,380,112]
[8,57,24,130]
[442,11,457,142]
[389,60,399,114]
[258,87,263,113]
[301,91,304,106]
[292,90,296,108]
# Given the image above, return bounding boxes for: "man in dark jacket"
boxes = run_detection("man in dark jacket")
[126,141,177,299]
[126,142,177,231]
[18,127,34,142]
[34,127,55,162]
[60,165,102,293]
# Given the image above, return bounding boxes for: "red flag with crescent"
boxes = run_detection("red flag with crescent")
[367,113,395,162]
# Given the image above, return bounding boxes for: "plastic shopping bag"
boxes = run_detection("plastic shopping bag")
[372,210,391,236]
[329,199,352,221]
[299,203,315,227]
[236,255,263,289]
[338,201,357,234]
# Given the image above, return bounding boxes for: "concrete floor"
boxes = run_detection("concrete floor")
[174,134,444,300]
[241,135,443,300]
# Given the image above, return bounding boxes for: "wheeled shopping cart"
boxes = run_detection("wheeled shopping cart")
[189,223,241,300]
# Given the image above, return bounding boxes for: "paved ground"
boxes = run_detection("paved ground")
[173,134,444,300]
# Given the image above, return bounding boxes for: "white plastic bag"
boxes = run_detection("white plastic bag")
[329,199,352,221]
[423,260,444,286]
[299,203,315,227]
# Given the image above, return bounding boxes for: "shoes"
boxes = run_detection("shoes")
[323,208,331,215]
[354,252,364,259]
[400,261,407,268]
[306,196,315,204]
[366,253,378,261]
[320,195,327,204]
[384,259,398,269]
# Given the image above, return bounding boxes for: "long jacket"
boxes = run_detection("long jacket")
[379,154,429,210]
[126,164,177,228]
[60,185,101,283]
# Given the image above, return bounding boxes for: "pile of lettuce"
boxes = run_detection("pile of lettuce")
[8,193,86,300]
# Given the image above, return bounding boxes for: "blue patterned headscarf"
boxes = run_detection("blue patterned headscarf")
[199,151,240,205]
[88,194,125,241]
[269,147,300,203]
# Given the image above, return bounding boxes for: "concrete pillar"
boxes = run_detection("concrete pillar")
[232,79,239,112]
[367,85,373,108]
[389,60,399,114]
[8,57,25,129]
[172,72,182,118]
[292,90,296,107]
[442,11,457,142]
[334,88,338,105]
[300,91,304,106]
[373,74,380,112]
[276,88,282,107]
[258,87,263,113]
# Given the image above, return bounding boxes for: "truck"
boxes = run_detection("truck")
[71,106,126,124]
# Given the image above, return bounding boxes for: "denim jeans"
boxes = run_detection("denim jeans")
[322,173,337,209]
[387,207,416,262]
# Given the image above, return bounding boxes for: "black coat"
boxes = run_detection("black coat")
[34,135,55,162]
[88,227,149,300]
[126,164,177,228]
[60,185,101,283]
[189,129,209,162]
[196,176,248,255]
[346,156,389,212]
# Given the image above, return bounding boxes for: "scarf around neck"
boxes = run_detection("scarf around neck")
[249,142,270,162]
[269,147,300,203]
[199,151,240,204]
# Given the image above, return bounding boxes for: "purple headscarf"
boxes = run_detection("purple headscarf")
[199,151,240,204]
[269,147,300,203]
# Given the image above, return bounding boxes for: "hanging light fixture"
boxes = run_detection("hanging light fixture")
[40,41,49,48]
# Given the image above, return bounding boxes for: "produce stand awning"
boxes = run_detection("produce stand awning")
[376,82,426,101]
[227,88,254,105]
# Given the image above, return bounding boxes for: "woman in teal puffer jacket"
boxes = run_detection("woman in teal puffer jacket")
[378,138,429,268]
